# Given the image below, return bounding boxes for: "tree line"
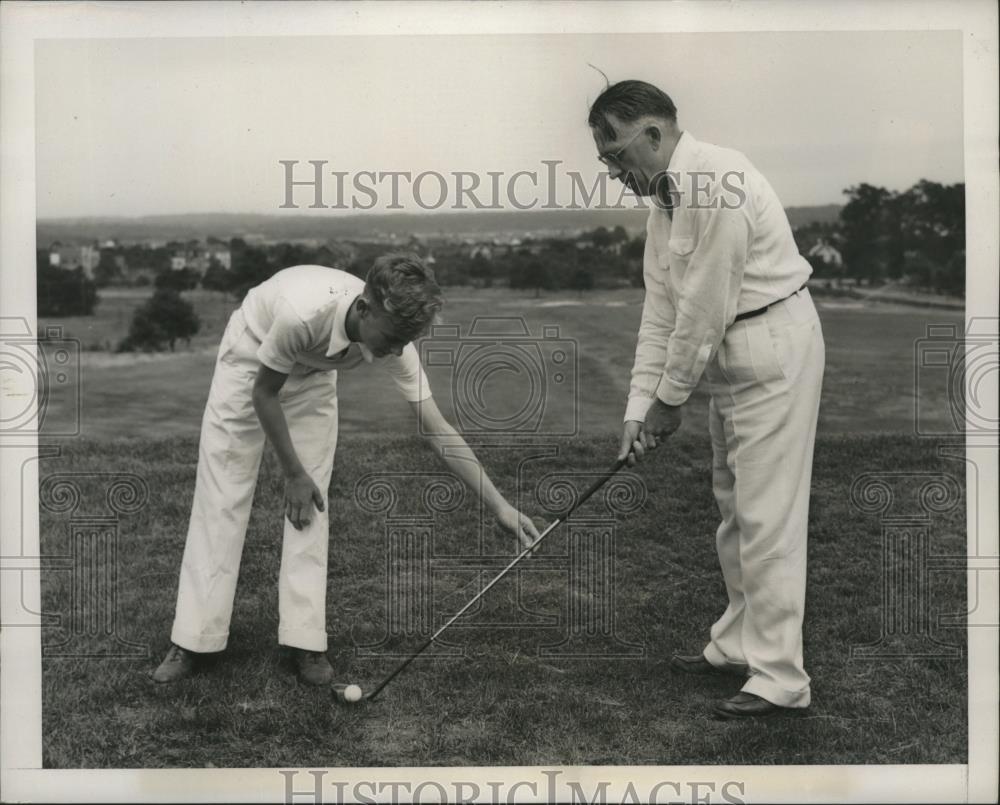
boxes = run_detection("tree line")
[36,178,966,352]
[797,179,964,295]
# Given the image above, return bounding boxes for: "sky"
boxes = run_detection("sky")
[34,30,965,218]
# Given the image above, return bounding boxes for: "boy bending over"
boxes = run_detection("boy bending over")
[153,254,539,684]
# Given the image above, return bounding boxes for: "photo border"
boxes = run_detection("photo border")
[2,1,997,802]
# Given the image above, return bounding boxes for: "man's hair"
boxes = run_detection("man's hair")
[587,80,678,142]
[364,252,443,341]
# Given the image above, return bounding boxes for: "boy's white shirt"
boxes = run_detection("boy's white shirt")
[240,264,431,401]
[625,131,813,421]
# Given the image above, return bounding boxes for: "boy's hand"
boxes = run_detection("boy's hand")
[285,472,325,530]
[497,505,542,555]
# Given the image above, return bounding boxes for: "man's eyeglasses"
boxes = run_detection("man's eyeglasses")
[597,126,647,167]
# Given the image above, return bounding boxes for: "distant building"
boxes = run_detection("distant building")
[210,249,232,270]
[48,241,101,279]
[807,239,843,269]
[469,244,493,261]
[129,267,157,286]
[169,244,231,275]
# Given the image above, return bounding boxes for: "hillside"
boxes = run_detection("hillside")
[37,205,841,244]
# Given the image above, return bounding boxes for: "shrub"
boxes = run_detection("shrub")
[37,259,99,317]
[118,288,200,352]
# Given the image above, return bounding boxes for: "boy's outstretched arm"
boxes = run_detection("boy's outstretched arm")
[409,397,541,549]
[253,365,326,530]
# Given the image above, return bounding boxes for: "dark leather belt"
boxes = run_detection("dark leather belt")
[733,283,808,323]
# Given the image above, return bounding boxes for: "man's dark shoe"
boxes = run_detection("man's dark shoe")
[670,653,729,675]
[290,648,334,686]
[152,644,198,683]
[712,692,792,719]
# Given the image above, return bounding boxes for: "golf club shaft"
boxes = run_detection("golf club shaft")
[366,456,628,701]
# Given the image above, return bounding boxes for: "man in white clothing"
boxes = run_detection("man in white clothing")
[588,80,825,718]
[153,253,540,685]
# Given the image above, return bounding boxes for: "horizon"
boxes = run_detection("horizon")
[36,201,847,225]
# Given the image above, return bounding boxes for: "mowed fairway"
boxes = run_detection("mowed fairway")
[39,288,964,441]
[35,288,968,767]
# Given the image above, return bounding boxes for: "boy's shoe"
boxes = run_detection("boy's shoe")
[152,644,199,683]
[290,648,334,686]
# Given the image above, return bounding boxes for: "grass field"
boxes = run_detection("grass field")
[34,287,969,768]
[40,433,967,767]
[37,287,965,441]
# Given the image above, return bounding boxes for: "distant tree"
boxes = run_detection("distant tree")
[840,183,894,280]
[469,253,494,288]
[272,243,315,269]
[624,237,645,260]
[155,267,199,291]
[839,180,964,291]
[896,180,965,268]
[508,257,552,297]
[37,256,98,316]
[591,226,613,248]
[570,268,595,293]
[149,247,172,273]
[630,260,645,288]
[201,258,236,293]
[119,288,200,352]
[230,245,274,299]
[314,245,338,267]
[93,250,122,288]
[805,253,833,277]
[937,250,965,296]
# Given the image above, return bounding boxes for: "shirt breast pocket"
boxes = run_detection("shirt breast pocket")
[666,236,696,273]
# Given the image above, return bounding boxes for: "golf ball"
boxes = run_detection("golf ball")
[344,684,363,703]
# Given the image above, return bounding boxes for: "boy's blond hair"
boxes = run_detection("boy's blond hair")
[364,252,443,341]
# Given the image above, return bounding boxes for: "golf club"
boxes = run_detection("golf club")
[335,455,629,704]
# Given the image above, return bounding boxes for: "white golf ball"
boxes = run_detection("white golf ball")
[344,684,363,703]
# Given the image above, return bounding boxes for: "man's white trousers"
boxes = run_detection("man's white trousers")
[171,310,339,653]
[701,289,825,708]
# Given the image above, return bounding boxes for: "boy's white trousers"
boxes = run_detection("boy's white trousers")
[171,310,339,653]
[700,289,825,708]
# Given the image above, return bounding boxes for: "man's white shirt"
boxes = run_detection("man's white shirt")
[240,264,431,402]
[624,131,813,421]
